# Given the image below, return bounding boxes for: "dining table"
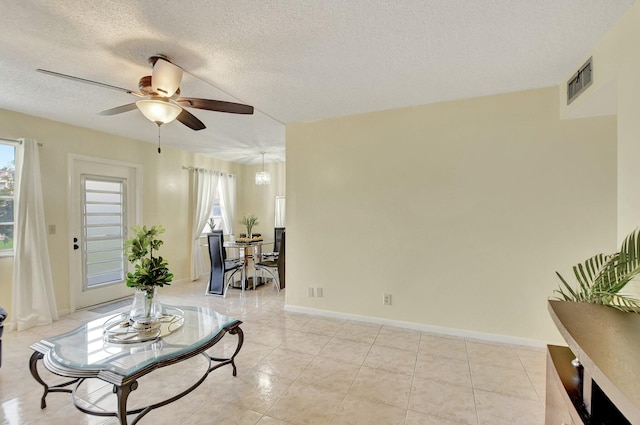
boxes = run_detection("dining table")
[223,239,270,290]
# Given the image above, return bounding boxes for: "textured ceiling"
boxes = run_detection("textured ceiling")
[0,1,635,164]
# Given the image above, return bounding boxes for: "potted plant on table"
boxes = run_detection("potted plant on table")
[240,214,259,238]
[125,225,173,327]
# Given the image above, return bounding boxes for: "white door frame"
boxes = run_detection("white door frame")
[67,154,143,312]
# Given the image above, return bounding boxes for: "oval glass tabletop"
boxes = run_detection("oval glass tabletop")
[42,305,237,377]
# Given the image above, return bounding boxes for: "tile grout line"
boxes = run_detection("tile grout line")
[330,323,382,424]
[465,338,482,425]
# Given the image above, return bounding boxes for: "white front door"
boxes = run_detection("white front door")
[69,156,141,310]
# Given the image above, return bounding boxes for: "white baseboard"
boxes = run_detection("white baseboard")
[170,278,190,285]
[284,304,545,348]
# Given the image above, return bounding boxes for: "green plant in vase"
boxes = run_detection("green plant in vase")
[240,214,259,238]
[125,225,173,325]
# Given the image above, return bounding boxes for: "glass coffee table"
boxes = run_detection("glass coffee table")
[29,305,243,425]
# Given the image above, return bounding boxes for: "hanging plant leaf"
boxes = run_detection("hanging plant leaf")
[554,228,640,312]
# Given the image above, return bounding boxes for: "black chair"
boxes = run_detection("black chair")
[263,227,285,260]
[254,231,285,291]
[0,306,5,368]
[210,229,242,265]
[206,233,243,297]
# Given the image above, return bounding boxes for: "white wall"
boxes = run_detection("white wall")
[286,87,617,343]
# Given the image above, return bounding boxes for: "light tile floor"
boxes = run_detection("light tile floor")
[0,279,546,424]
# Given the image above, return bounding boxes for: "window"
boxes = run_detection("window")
[82,176,127,288]
[195,172,235,236]
[202,189,223,234]
[0,142,15,255]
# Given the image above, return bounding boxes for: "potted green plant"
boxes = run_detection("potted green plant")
[125,225,173,326]
[240,214,259,238]
[554,228,640,312]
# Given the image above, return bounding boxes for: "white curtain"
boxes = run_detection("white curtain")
[219,173,236,235]
[190,169,219,281]
[12,139,58,331]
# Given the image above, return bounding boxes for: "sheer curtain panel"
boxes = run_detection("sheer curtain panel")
[219,173,236,235]
[190,169,219,281]
[12,138,58,331]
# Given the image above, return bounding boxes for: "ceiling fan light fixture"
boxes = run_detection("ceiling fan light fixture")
[255,152,271,185]
[136,99,181,125]
[151,58,183,97]
[37,57,253,133]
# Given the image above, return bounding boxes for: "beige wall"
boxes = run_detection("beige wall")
[237,162,286,242]
[286,87,617,343]
[560,2,640,243]
[3,4,636,343]
[0,108,284,318]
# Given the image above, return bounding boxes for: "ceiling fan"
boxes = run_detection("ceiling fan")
[36,55,254,133]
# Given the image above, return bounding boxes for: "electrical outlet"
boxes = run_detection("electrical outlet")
[383,293,392,306]
[308,287,315,297]
[316,288,323,297]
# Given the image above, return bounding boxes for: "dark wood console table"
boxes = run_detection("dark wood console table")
[547,300,639,424]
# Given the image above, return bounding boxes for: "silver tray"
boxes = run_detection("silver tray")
[103,307,185,344]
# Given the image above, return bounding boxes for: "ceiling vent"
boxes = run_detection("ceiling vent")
[567,57,593,105]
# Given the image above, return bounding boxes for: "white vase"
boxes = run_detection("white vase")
[130,286,161,328]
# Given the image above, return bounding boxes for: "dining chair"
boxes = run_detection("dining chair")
[206,233,244,297]
[262,227,285,260]
[254,230,285,291]
[210,229,242,266]
[0,306,5,368]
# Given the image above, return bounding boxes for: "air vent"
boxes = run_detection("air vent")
[567,57,593,104]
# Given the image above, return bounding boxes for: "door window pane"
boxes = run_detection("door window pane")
[82,176,126,288]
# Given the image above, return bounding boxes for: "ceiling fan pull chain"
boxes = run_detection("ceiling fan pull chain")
[157,122,162,154]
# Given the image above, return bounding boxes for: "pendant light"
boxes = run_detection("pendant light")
[255,152,271,185]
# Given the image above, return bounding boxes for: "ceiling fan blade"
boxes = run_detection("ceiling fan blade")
[98,103,138,116]
[176,109,206,131]
[36,69,142,96]
[176,97,254,115]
